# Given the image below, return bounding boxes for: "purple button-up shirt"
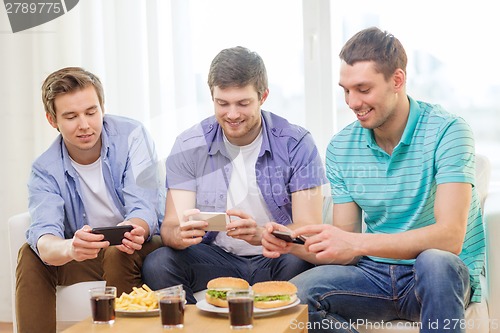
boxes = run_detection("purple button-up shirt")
[165,110,327,242]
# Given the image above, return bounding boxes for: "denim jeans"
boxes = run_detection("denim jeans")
[142,243,314,303]
[290,249,471,333]
[16,236,162,333]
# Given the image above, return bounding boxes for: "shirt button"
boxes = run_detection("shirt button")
[205,200,209,204]
[219,194,223,199]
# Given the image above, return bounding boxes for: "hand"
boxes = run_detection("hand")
[225,209,263,246]
[261,222,294,258]
[69,225,108,261]
[176,209,209,247]
[294,224,359,264]
[116,221,145,254]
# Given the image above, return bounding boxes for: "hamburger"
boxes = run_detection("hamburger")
[205,277,250,307]
[252,281,298,309]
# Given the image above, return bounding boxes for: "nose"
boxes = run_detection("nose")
[346,92,362,111]
[226,105,240,120]
[77,115,90,129]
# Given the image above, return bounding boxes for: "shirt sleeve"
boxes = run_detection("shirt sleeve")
[287,131,328,193]
[27,165,67,256]
[121,125,162,236]
[325,140,353,204]
[434,117,476,185]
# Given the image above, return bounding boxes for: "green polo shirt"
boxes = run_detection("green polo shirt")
[325,96,485,302]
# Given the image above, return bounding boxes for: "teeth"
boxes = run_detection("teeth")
[356,110,369,116]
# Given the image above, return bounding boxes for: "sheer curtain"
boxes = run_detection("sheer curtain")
[0,0,180,321]
[0,0,305,321]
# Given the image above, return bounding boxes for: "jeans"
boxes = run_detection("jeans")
[15,236,162,333]
[291,249,471,333]
[142,243,314,303]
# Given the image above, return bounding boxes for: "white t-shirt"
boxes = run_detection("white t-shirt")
[70,157,123,227]
[214,130,273,256]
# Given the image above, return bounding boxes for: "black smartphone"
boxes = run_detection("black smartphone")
[271,230,307,245]
[91,225,134,246]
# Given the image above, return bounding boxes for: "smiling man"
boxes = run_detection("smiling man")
[261,27,485,333]
[142,46,327,303]
[16,67,163,333]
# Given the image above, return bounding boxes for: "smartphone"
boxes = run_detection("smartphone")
[272,230,307,245]
[190,212,229,231]
[91,225,134,246]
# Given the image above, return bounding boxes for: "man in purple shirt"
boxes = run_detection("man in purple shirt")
[143,46,327,303]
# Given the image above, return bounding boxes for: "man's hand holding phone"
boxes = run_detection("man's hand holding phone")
[177,209,225,247]
[190,212,229,231]
[261,223,297,259]
[271,230,308,245]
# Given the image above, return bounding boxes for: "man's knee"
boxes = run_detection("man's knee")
[414,249,469,288]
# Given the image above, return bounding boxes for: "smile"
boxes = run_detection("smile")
[356,109,371,117]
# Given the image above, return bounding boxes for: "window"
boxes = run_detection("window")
[153,0,304,158]
[328,0,500,187]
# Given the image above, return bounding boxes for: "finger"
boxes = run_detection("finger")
[180,228,205,240]
[262,249,281,259]
[294,224,329,236]
[180,220,207,231]
[226,208,252,220]
[182,236,203,246]
[183,208,201,222]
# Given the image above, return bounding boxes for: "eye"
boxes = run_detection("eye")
[239,101,250,106]
[359,88,370,93]
[216,100,228,106]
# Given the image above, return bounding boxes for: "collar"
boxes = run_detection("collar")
[363,95,421,148]
[205,111,273,159]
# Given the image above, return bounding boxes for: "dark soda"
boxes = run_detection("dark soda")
[160,297,184,327]
[228,298,253,327]
[91,295,115,323]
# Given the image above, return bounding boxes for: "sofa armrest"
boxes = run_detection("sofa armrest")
[484,190,500,332]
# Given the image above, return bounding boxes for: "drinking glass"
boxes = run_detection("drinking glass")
[227,289,254,329]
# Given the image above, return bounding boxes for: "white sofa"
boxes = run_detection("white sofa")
[322,154,499,333]
[9,156,498,332]
[8,212,105,332]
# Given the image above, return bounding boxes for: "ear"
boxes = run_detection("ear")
[260,89,270,104]
[46,112,58,129]
[393,69,406,92]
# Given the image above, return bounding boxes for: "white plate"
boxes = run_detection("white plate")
[115,309,159,317]
[196,298,300,317]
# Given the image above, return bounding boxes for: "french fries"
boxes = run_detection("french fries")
[115,284,158,311]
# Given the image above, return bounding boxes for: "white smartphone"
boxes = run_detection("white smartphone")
[190,212,230,231]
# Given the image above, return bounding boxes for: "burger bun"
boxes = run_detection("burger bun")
[205,277,250,308]
[252,281,298,309]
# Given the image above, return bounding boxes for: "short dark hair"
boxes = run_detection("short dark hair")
[207,46,268,100]
[339,27,407,80]
[42,67,104,120]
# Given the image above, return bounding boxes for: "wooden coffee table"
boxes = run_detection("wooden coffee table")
[62,304,308,333]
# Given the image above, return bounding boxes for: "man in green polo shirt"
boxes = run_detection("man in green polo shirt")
[261,27,485,333]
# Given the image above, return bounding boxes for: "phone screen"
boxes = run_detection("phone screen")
[91,225,133,246]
